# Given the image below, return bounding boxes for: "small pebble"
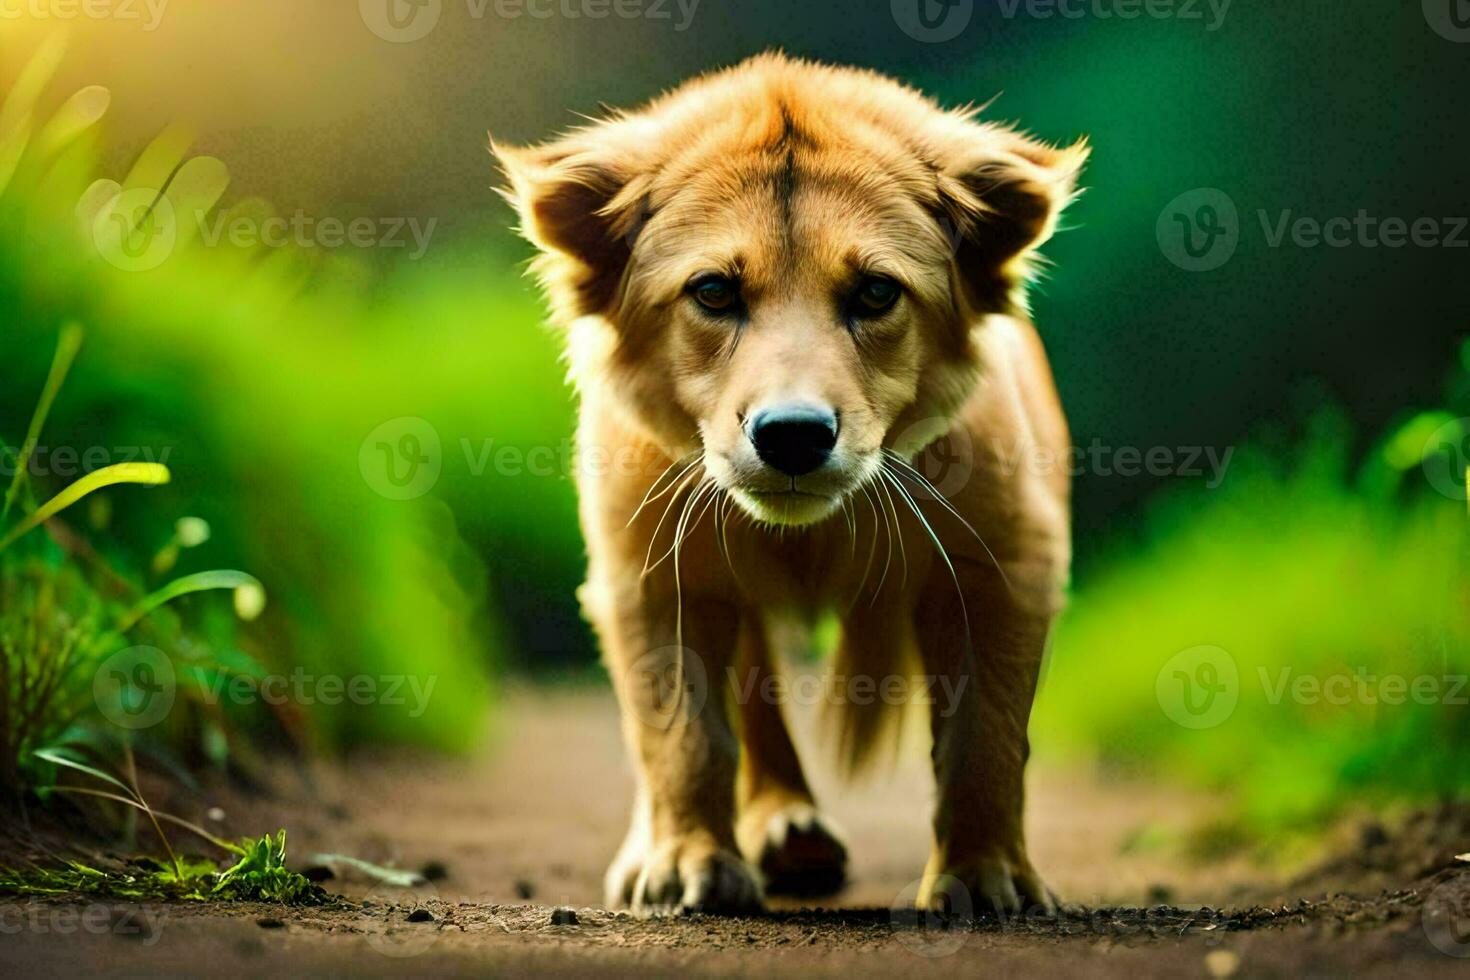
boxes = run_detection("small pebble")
[550,907,579,926]
[255,918,286,930]
[407,908,435,923]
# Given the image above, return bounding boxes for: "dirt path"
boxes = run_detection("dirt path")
[2,688,1467,977]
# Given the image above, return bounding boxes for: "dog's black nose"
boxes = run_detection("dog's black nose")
[748,404,838,476]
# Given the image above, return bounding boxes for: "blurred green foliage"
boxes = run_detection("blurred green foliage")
[0,37,583,752]
[1035,400,1470,841]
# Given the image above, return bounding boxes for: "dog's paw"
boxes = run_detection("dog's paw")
[739,803,848,897]
[920,852,1056,918]
[625,836,764,916]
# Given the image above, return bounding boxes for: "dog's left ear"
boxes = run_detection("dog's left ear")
[931,123,1089,312]
[492,133,647,319]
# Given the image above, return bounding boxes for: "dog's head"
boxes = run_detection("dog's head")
[496,53,1085,526]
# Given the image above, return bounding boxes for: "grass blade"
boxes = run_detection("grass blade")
[0,462,170,553]
[308,853,426,887]
[0,32,67,197]
[33,747,138,800]
[36,85,110,158]
[2,322,83,521]
[40,786,238,855]
[114,570,265,633]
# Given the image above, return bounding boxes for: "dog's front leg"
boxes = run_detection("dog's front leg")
[600,592,762,915]
[912,565,1056,917]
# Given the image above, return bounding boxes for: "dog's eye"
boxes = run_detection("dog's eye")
[688,275,740,314]
[850,276,901,317]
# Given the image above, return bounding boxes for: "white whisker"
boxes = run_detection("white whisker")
[883,448,1012,594]
[881,464,973,656]
[671,476,718,658]
[853,482,881,606]
[873,469,908,592]
[642,463,705,578]
[627,451,703,528]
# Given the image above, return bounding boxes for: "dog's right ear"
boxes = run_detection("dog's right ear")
[492,133,646,319]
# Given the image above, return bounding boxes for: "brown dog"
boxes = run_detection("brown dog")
[496,52,1086,916]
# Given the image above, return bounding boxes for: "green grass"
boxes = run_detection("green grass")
[0,830,325,905]
[0,327,276,801]
[0,37,567,751]
[1034,412,1470,844]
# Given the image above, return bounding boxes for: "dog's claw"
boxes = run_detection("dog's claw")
[920,854,1056,918]
[626,839,764,916]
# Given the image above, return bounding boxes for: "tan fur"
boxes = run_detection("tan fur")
[495,52,1086,915]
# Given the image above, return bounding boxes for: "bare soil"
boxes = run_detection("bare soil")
[2,688,1467,978]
